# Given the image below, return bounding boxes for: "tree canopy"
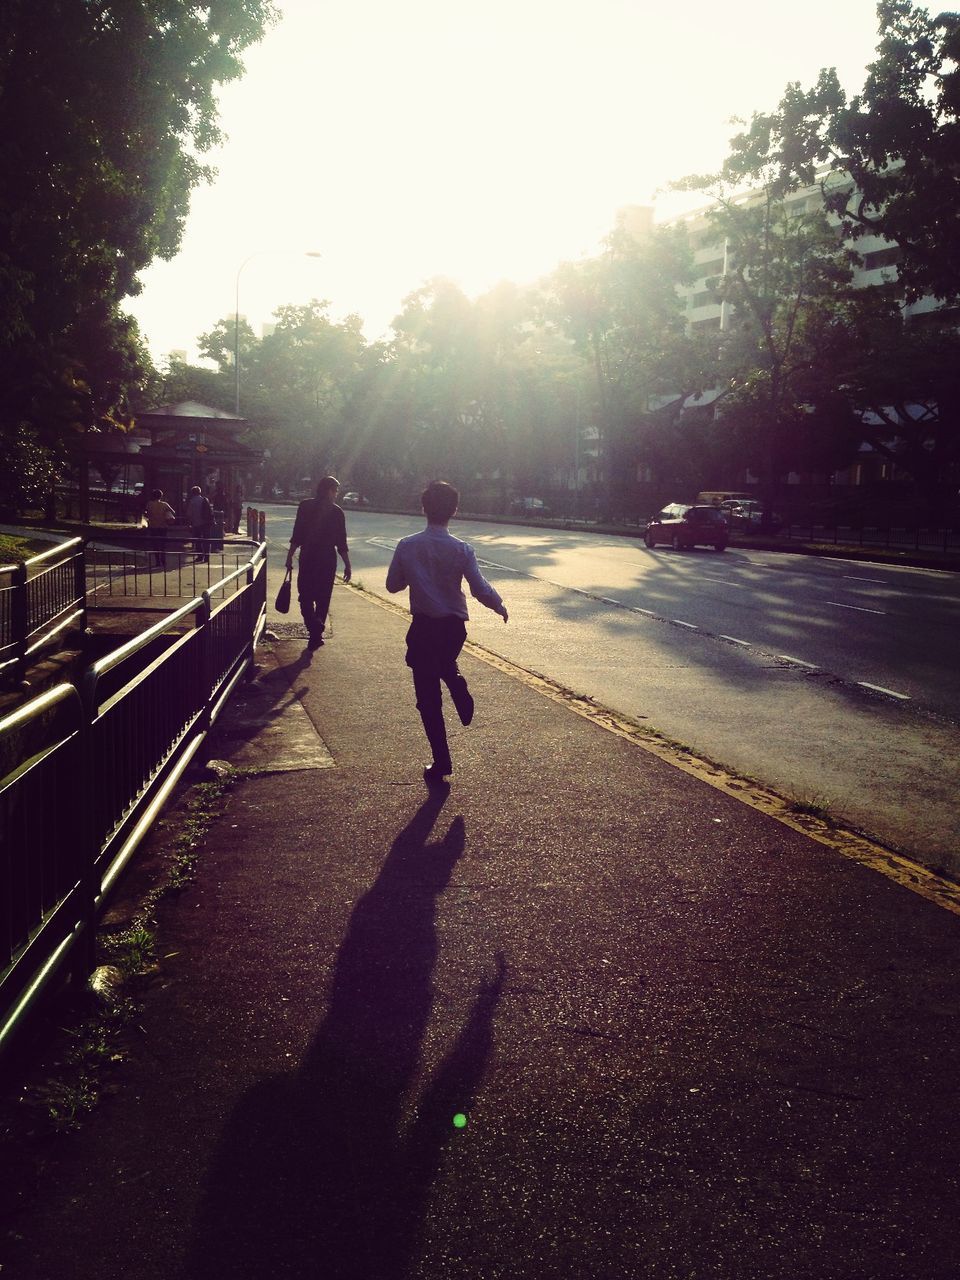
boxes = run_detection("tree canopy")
[719,1,960,304]
[668,1,960,510]
[0,0,277,511]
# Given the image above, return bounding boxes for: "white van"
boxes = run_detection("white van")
[696,490,753,506]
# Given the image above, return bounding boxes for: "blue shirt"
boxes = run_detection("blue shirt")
[386,524,505,620]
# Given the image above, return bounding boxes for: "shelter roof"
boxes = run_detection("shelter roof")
[142,400,243,421]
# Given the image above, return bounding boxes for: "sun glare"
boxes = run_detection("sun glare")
[125,0,884,362]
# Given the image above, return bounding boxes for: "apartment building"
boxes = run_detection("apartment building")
[632,174,952,499]
[671,180,935,330]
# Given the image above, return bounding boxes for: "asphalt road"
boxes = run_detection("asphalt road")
[265,506,960,869]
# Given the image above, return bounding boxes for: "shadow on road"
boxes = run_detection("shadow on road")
[181,791,505,1280]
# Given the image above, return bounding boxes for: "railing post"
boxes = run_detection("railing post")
[196,595,213,732]
[242,558,255,671]
[75,669,100,980]
[10,563,28,685]
[258,510,266,542]
[75,541,88,637]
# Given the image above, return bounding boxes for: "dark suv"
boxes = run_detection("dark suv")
[644,504,729,551]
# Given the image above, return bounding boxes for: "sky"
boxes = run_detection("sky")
[124,0,887,366]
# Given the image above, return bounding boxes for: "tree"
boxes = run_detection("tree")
[829,299,960,499]
[201,302,369,495]
[721,1,960,304]
[198,316,258,383]
[545,224,707,515]
[154,354,235,415]
[0,0,278,508]
[711,192,861,516]
[385,280,500,498]
[689,1,960,505]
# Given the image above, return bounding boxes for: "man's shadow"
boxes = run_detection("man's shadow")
[209,647,318,755]
[181,792,505,1279]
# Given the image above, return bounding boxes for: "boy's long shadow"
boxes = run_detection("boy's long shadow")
[181,791,505,1280]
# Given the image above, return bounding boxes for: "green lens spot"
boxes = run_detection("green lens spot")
[453,1112,467,1129]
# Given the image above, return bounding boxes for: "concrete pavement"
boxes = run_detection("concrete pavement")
[4,584,960,1279]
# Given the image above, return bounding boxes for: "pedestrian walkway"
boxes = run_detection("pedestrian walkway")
[5,585,960,1279]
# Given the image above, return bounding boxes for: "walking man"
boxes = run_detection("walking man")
[144,488,176,568]
[285,476,351,650]
[185,485,213,563]
[386,480,508,786]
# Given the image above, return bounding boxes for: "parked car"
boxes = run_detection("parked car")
[510,497,551,517]
[644,504,729,551]
[340,491,370,507]
[721,499,782,532]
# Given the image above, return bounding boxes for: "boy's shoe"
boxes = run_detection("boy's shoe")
[423,764,451,787]
[451,681,474,726]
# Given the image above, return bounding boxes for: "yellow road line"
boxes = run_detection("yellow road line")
[349,584,960,918]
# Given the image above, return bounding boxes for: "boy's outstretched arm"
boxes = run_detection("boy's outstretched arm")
[464,547,508,622]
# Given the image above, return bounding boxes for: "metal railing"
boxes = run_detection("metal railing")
[0,539,86,680]
[779,524,960,552]
[0,542,267,1055]
[85,538,262,607]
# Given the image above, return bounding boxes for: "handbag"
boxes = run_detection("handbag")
[274,567,292,614]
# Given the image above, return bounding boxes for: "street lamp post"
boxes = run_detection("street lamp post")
[573,382,582,520]
[234,251,322,415]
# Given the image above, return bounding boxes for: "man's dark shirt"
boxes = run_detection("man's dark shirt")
[290,500,348,562]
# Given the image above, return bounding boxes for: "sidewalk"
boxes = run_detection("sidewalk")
[4,585,960,1279]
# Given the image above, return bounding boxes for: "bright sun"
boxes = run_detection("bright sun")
[126,0,884,361]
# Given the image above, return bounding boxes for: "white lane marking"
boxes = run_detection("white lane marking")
[599,597,622,606]
[859,682,911,701]
[778,655,818,668]
[719,635,751,646]
[825,600,886,615]
[697,574,747,588]
[843,574,885,583]
[672,620,698,629]
[475,558,526,575]
[631,607,656,617]
[367,537,399,550]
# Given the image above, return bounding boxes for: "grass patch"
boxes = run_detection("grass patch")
[787,793,834,823]
[0,533,59,565]
[166,777,236,889]
[10,995,140,1138]
[101,925,157,977]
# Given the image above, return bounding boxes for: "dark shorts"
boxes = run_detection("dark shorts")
[404,614,467,671]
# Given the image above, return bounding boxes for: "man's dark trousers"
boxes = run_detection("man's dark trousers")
[297,548,337,641]
[405,614,471,773]
[191,522,211,563]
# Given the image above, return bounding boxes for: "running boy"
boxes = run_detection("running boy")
[386,481,508,786]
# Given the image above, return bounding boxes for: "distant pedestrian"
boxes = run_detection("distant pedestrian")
[386,480,508,787]
[185,485,214,563]
[285,476,352,650]
[144,489,176,568]
[231,484,244,534]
